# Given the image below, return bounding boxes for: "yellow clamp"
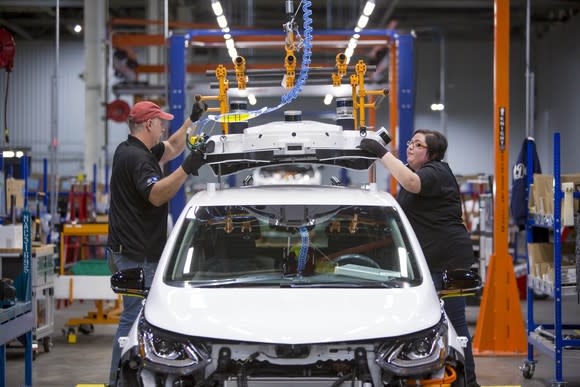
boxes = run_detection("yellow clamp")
[234,56,247,90]
[284,52,296,88]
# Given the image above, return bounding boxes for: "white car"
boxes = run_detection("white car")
[111,118,479,387]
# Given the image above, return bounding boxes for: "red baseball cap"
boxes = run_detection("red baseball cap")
[128,101,174,123]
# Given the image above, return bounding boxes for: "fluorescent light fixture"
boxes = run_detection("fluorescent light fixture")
[228,47,238,58]
[354,27,361,33]
[222,27,230,33]
[216,15,228,29]
[345,46,354,58]
[223,33,231,40]
[2,151,15,158]
[211,0,223,16]
[323,93,333,105]
[430,103,445,111]
[248,93,257,105]
[362,0,376,16]
[348,38,358,49]
[353,33,360,39]
[15,151,24,158]
[73,24,82,33]
[225,38,235,50]
[357,15,369,29]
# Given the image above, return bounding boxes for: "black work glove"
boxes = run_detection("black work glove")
[181,150,205,175]
[358,138,388,159]
[189,95,208,122]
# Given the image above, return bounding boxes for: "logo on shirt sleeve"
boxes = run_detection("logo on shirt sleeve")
[146,176,160,187]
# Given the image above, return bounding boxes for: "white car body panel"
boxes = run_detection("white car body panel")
[145,286,441,344]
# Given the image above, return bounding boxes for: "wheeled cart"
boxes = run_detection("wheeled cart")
[522,133,580,386]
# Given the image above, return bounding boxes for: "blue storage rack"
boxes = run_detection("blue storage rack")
[522,132,580,386]
[0,156,33,387]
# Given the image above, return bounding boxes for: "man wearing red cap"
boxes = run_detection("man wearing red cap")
[107,97,207,387]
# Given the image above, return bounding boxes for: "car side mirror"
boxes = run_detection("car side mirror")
[439,269,481,296]
[110,268,148,297]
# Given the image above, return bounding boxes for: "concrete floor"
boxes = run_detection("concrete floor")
[4,296,580,387]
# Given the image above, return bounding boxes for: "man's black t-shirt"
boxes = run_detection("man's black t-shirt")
[396,161,474,272]
[107,135,167,261]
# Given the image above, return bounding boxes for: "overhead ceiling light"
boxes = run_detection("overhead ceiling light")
[354,27,361,33]
[211,0,223,16]
[222,27,230,33]
[323,93,333,105]
[228,47,238,58]
[216,15,228,29]
[73,24,82,34]
[357,15,369,29]
[225,38,235,50]
[223,33,231,40]
[353,33,360,39]
[430,103,445,111]
[362,0,376,17]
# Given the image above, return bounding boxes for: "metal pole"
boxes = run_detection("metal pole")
[50,0,60,235]
[525,0,531,138]
[439,32,447,139]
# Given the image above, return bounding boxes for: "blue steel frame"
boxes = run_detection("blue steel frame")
[168,34,187,224]
[167,29,414,217]
[525,133,580,385]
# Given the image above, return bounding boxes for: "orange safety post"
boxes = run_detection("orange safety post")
[472,0,527,355]
[388,39,398,196]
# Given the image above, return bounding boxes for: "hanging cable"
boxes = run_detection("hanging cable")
[192,0,313,139]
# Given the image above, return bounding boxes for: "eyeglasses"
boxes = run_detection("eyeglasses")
[406,140,427,149]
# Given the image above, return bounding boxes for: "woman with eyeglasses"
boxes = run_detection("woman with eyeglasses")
[359,129,480,387]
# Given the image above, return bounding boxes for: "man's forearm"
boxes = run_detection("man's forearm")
[148,167,188,207]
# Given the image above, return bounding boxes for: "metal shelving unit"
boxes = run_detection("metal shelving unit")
[522,132,580,386]
[0,156,33,387]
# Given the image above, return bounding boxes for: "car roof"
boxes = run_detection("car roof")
[186,184,400,209]
[203,119,385,175]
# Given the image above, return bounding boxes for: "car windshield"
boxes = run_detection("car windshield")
[164,204,422,287]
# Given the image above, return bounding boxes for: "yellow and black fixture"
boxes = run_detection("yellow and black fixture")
[199,64,230,134]
[349,59,388,129]
[331,52,348,87]
[234,56,247,90]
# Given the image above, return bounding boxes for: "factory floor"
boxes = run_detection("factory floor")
[4,296,580,387]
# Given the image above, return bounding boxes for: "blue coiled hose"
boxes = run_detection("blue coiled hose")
[297,226,310,274]
[193,0,313,138]
[281,0,313,105]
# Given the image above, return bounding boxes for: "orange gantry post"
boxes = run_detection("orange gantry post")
[472,0,527,355]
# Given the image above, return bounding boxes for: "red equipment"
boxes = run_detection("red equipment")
[106,99,131,122]
[0,28,16,71]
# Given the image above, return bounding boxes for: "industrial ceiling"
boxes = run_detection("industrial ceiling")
[1,0,578,42]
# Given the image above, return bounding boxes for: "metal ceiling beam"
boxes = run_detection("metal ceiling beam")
[0,17,34,40]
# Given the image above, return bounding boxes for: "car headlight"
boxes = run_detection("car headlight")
[138,317,211,375]
[375,317,448,376]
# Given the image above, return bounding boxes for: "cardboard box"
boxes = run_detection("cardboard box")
[531,173,580,217]
[532,174,553,216]
[527,243,553,277]
[0,223,23,248]
[5,178,25,210]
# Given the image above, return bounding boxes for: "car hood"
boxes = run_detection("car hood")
[144,285,442,344]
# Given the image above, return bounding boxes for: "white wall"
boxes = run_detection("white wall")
[0,41,86,177]
[533,14,580,174]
